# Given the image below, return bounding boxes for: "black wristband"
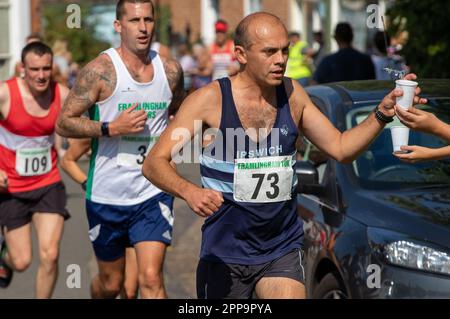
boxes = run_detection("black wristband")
[81,180,87,191]
[374,106,394,123]
[101,122,110,137]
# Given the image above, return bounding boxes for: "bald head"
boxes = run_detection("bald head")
[234,12,287,49]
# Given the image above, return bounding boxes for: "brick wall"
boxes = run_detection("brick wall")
[219,0,244,32]
[262,0,290,27]
[158,0,201,43]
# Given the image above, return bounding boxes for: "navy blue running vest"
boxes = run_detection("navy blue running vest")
[199,78,304,264]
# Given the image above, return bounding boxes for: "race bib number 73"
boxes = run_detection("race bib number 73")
[233,155,294,203]
[16,147,52,177]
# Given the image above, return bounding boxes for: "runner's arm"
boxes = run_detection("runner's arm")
[0,81,8,121]
[60,138,91,185]
[297,74,426,163]
[142,83,224,217]
[55,85,71,158]
[0,82,8,189]
[143,87,208,199]
[56,56,147,138]
[56,58,107,138]
[0,169,7,190]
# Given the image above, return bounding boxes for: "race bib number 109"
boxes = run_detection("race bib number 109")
[16,147,52,177]
[233,155,294,203]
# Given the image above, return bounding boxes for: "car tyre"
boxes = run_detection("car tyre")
[312,272,347,299]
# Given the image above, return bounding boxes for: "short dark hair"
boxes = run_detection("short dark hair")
[21,42,53,64]
[234,21,251,49]
[288,32,300,38]
[334,22,353,44]
[116,0,154,20]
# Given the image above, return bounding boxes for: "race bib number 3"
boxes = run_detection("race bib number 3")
[117,136,159,167]
[233,155,294,203]
[16,147,52,177]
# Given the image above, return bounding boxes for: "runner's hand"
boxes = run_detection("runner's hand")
[401,73,428,106]
[184,187,224,218]
[0,170,8,190]
[378,73,427,117]
[109,103,148,136]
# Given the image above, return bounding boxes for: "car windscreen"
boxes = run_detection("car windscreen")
[346,99,450,189]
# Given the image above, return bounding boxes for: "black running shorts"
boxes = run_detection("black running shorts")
[197,249,306,299]
[0,182,70,231]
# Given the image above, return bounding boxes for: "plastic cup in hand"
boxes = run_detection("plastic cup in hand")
[395,80,418,110]
[390,126,410,154]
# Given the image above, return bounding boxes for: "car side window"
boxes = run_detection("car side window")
[297,97,330,183]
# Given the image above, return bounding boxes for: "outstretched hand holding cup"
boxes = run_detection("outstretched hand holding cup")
[390,126,410,154]
[377,73,426,119]
[394,73,428,110]
[395,79,418,110]
[385,74,427,155]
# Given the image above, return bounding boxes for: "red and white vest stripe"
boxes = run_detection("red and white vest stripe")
[0,78,61,193]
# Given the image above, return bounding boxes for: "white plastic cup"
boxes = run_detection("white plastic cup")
[390,126,410,154]
[395,79,418,110]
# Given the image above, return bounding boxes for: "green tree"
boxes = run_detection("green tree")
[387,0,450,78]
[154,4,172,45]
[42,2,109,66]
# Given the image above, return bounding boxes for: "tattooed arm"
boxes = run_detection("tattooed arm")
[56,55,114,138]
[162,57,186,117]
[56,55,148,138]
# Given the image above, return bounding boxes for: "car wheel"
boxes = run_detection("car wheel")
[312,272,348,299]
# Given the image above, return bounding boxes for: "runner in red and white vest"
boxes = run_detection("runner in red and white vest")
[210,20,239,80]
[0,42,70,297]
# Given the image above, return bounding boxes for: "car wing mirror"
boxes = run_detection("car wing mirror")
[295,161,325,196]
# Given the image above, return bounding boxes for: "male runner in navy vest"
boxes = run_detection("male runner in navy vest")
[142,12,425,299]
[56,0,184,298]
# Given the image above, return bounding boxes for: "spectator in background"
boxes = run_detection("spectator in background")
[371,31,409,80]
[387,31,410,76]
[52,39,72,86]
[312,31,325,68]
[210,20,239,80]
[176,42,196,92]
[191,43,213,90]
[371,31,391,80]
[286,32,313,87]
[151,34,172,60]
[313,22,375,84]
[67,62,80,89]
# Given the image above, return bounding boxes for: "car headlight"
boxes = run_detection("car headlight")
[367,227,450,276]
[383,241,450,276]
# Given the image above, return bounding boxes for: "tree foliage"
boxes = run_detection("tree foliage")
[387,0,450,78]
[42,3,109,66]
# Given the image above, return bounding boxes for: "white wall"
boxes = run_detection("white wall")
[329,0,340,52]
[9,0,31,75]
[201,0,219,45]
[289,0,303,33]
[243,0,262,16]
